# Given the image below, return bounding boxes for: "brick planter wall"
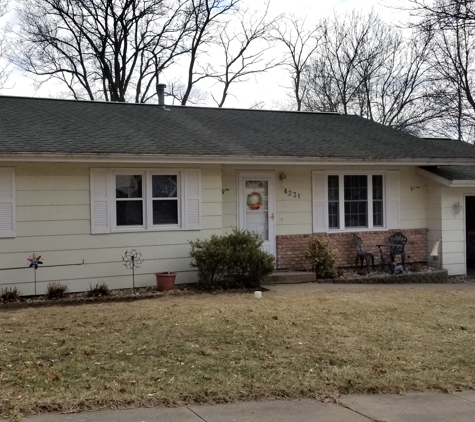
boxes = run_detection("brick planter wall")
[276,229,429,271]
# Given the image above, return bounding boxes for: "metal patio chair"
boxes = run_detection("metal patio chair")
[353,234,375,273]
[389,231,407,270]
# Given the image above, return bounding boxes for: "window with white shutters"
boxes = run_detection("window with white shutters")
[90,168,201,234]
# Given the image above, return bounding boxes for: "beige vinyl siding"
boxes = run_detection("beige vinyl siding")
[426,180,443,269]
[439,186,474,275]
[221,168,238,235]
[276,168,313,235]
[0,163,222,295]
[222,167,314,236]
[399,168,428,230]
[222,166,428,236]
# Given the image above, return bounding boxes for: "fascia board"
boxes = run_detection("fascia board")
[417,167,475,187]
[1,153,475,166]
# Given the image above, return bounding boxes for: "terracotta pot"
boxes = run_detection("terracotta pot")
[155,272,176,291]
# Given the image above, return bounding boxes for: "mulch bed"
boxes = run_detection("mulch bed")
[0,284,269,309]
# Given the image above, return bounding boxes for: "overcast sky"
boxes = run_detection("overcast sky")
[0,0,411,108]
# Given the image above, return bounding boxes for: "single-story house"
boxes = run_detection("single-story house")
[1,92,475,294]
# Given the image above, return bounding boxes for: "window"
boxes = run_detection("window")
[327,174,384,230]
[152,175,179,225]
[90,168,200,233]
[116,175,144,227]
[312,170,399,233]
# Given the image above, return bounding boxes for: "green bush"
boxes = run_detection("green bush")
[46,282,69,299]
[306,236,339,279]
[87,281,110,297]
[189,229,275,289]
[1,286,21,303]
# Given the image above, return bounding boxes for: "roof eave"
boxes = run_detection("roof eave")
[2,152,475,166]
[417,167,475,187]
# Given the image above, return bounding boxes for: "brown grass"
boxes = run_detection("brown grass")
[1,288,475,420]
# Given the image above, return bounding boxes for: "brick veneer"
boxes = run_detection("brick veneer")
[276,229,429,271]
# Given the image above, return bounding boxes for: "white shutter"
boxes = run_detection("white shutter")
[312,171,326,233]
[0,168,15,238]
[90,168,111,234]
[386,170,400,229]
[183,169,201,230]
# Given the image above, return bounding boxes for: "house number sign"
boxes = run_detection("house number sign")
[284,188,301,199]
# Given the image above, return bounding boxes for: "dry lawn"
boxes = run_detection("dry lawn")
[1,288,475,420]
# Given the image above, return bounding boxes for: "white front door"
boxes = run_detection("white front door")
[238,172,276,257]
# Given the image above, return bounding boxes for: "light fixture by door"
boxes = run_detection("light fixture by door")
[453,201,462,216]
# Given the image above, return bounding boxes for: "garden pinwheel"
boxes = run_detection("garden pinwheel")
[27,253,43,270]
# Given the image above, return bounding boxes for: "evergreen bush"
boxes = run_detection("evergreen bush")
[306,236,339,279]
[189,229,275,289]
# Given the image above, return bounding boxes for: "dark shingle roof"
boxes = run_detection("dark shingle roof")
[421,166,475,181]
[2,95,475,161]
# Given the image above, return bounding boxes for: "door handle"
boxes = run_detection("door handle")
[270,213,274,220]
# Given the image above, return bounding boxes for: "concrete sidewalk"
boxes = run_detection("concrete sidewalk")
[20,391,475,422]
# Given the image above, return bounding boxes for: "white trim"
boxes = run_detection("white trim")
[90,168,111,234]
[91,167,200,234]
[2,153,475,166]
[0,167,16,238]
[112,170,147,232]
[146,170,181,230]
[313,170,398,234]
[312,171,326,233]
[237,171,276,257]
[417,167,475,187]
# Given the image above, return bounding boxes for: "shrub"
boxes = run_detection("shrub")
[306,236,339,279]
[46,282,69,299]
[1,286,21,303]
[87,281,110,297]
[190,228,275,289]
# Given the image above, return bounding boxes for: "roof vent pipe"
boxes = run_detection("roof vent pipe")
[156,83,167,110]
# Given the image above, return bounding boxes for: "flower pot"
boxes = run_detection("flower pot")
[155,272,176,291]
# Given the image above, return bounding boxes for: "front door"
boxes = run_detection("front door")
[238,172,276,257]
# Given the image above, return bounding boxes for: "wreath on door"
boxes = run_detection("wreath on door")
[247,191,263,210]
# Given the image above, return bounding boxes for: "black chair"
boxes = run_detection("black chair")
[353,234,375,273]
[389,232,407,270]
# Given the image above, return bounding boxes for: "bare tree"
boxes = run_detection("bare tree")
[179,0,240,105]
[406,0,475,140]
[408,0,475,26]
[202,3,280,107]
[166,77,208,104]
[301,11,437,134]
[12,0,192,102]
[0,0,10,89]
[272,16,321,111]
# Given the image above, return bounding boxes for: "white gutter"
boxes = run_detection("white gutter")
[2,153,475,166]
[417,167,475,187]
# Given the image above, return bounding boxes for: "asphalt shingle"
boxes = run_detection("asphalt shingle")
[2,96,475,160]
[421,166,475,181]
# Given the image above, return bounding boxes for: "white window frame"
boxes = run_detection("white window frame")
[112,169,147,231]
[147,170,181,230]
[91,166,199,234]
[110,168,184,233]
[324,170,387,232]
